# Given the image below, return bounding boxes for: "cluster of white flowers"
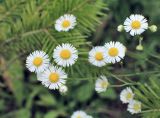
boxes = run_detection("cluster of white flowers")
[25,13,154,116]
[71,110,93,118]
[26,13,78,93]
[26,50,68,93]
[26,43,79,93]
[120,87,142,114]
[89,41,126,67]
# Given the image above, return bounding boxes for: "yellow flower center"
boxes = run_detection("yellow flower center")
[60,49,71,59]
[77,116,82,118]
[133,104,141,111]
[62,20,71,28]
[101,82,108,88]
[131,20,141,29]
[49,73,59,83]
[126,93,133,100]
[33,57,43,67]
[108,47,119,57]
[95,52,103,61]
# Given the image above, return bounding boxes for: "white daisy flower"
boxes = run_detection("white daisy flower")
[59,85,68,94]
[38,65,67,90]
[26,50,50,73]
[55,14,76,32]
[127,100,142,114]
[71,110,88,118]
[88,46,107,67]
[104,41,126,64]
[124,14,148,36]
[120,87,134,104]
[95,75,109,93]
[53,43,78,67]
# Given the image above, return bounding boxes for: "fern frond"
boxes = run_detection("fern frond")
[0,0,106,61]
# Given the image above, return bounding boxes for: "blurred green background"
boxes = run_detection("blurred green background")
[0,0,160,118]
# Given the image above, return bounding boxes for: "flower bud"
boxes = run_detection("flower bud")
[149,25,157,32]
[117,25,124,32]
[59,85,68,94]
[136,44,143,51]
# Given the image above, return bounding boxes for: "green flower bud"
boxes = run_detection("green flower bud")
[136,45,143,51]
[149,25,157,32]
[117,25,124,32]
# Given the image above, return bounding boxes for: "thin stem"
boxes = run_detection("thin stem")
[68,77,96,82]
[141,109,160,113]
[110,83,137,88]
[150,54,160,59]
[146,59,160,67]
[1,28,47,47]
[110,74,128,84]
[69,0,90,13]
[117,71,159,77]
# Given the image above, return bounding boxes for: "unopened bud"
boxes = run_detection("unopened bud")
[136,44,143,51]
[59,85,68,94]
[149,25,157,32]
[117,25,124,32]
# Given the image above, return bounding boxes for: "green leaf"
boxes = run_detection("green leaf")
[36,93,57,106]
[99,88,117,100]
[44,111,60,118]
[74,83,94,102]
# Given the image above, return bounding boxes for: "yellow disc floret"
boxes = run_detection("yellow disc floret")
[60,49,71,59]
[126,92,133,100]
[95,52,103,61]
[131,20,141,29]
[133,103,141,111]
[33,57,43,67]
[101,82,108,88]
[62,20,71,28]
[49,73,59,83]
[108,47,119,57]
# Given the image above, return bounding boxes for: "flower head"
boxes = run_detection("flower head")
[127,100,141,114]
[26,50,50,73]
[104,41,126,64]
[124,14,148,36]
[88,46,107,67]
[95,75,109,93]
[71,110,88,118]
[53,43,78,67]
[38,65,67,90]
[120,87,134,103]
[59,85,68,94]
[55,14,76,32]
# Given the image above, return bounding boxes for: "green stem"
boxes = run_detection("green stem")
[150,54,160,59]
[1,28,47,47]
[68,77,96,82]
[110,83,137,88]
[141,109,160,113]
[117,71,159,77]
[110,74,128,84]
